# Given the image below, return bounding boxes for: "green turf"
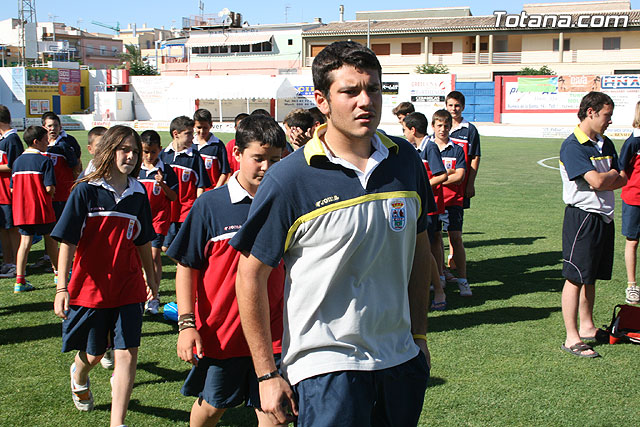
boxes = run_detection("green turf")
[0,132,637,426]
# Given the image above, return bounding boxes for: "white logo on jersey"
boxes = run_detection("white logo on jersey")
[205,158,213,169]
[126,219,135,240]
[152,181,161,196]
[181,169,191,182]
[388,198,407,232]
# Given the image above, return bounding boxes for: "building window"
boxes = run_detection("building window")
[100,45,106,55]
[471,42,488,51]
[288,39,293,45]
[401,42,421,55]
[230,45,240,53]
[371,43,390,56]
[146,40,151,49]
[240,44,250,53]
[311,45,327,57]
[552,38,571,51]
[603,37,620,50]
[432,42,453,55]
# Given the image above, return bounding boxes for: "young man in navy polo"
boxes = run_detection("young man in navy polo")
[559,91,626,358]
[231,41,434,426]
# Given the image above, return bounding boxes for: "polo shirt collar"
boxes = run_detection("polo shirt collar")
[196,133,221,148]
[0,128,17,139]
[417,135,429,152]
[303,124,398,166]
[451,119,469,133]
[49,130,68,146]
[141,159,166,173]
[437,138,455,152]
[89,176,145,203]
[164,143,195,160]
[24,148,42,154]
[573,125,603,145]
[227,173,253,204]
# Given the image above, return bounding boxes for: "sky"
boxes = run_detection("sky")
[9,0,640,33]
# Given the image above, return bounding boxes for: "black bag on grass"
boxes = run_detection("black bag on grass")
[598,304,640,344]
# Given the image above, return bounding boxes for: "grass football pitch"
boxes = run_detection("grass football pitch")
[0,132,637,426]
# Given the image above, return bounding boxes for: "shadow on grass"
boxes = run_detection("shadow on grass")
[429,306,559,333]
[0,321,59,344]
[94,399,190,423]
[427,376,446,388]
[135,361,191,387]
[464,236,546,249]
[0,301,52,316]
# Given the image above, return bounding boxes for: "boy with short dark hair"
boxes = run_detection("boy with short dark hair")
[42,111,82,173]
[78,126,107,179]
[160,116,211,251]
[392,102,415,124]
[193,109,231,190]
[283,109,315,151]
[0,105,24,278]
[12,125,58,292]
[168,114,286,427]
[226,113,249,174]
[559,91,625,358]
[432,109,471,297]
[138,130,178,314]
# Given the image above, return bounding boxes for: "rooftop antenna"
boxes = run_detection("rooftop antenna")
[199,0,205,18]
[18,0,38,65]
[285,4,291,23]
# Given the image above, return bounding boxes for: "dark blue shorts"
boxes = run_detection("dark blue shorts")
[182,353,282,409]
[0,204,13,229]
[622,201,640,239]
[151,232,165,249]
[163,222,182,249]
[61,302,144,356]
[440,205,464,232]
[53,201,66,221]
[427,215,442,243]
[18,223,55,236]
[292,352,430,427]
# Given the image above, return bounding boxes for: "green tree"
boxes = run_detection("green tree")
[415,64,449,74]
[119,44,158,76]
[518,65,555,75]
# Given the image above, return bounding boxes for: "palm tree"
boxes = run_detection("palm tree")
[120,44,158,75]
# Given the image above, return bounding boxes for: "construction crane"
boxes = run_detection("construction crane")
[91,20,120,34]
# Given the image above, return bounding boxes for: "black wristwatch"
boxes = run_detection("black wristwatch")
[257,369,280,382]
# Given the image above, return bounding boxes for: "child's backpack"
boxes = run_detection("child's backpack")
[598,304,640,344]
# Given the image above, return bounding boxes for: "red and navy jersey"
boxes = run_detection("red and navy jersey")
[438,139,466,207]
[0,129,25,204]
[11,149,56,226]
[225,139,240,174]
[450,120,480,187]
[51,178,155,309]
[138,160,179,235]
[196,134,230,189]
[419,138,447,215]
[159,144,211,223]
[52,131,82,159]
[45,138,78,202]
[167,175,285,359]
[620,129,640,205]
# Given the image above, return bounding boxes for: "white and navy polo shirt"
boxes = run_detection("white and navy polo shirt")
[450,119,481,159]
[560,126,619,222]
[0,129,25,204]
[230,125,435,385]
[11,148,56,226]
[195,133,231,189]
[619,128,640,206]
[167,175,284,359]
[51,177,155,308]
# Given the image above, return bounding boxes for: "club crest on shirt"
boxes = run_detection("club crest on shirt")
[152,181,161,196]
[204,157,213,169]
[444,158,454,170]
[51,155,58,166]
[127,219,135,240]
[181,169,191,182]
[388,198,406,232]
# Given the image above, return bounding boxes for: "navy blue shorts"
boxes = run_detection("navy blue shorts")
[182,353,282,409]
[163,222,182,249]
[0,204,13,229]
[151,232,165,249]
[440,205,464,232]
[427,215,442,243]
[53,201,66,221]
[293,352,430,427]
[562,206,614,285]
[622,201,640,239]
[61,302,144,356]
[18,223,55,236]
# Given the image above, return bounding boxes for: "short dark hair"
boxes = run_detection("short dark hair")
[308,107,325,125]
[284,109,315,133]
[193,108,213,124]
[41,111,61,125]
[312,41,381,97]
[235,115,286,153]
[23,125,47,147]
[250,108,272,118]
[0,105,11,124]
[170,116,194,136]
[403,112,428,135]
[140,129,162,147]
[234,113,249,127]
[392,102,415,117]
[578,91,614,121]
[432,109,453,127]
[445,91,466,107]
[88,126,107,146]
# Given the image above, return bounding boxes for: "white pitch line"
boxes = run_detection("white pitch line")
[537,156,560,170]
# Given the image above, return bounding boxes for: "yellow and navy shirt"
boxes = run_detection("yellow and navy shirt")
[560,126,619,221]
[230,125,435,385]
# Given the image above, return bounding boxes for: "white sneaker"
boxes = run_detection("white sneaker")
[101,349,114,369]
[70,363,94,411]
[626,285,640,304]
[457,279,472,297]
[0,264,16,278]
[145,298,160,315]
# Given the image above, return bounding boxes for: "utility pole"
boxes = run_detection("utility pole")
[18,0,38,66]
